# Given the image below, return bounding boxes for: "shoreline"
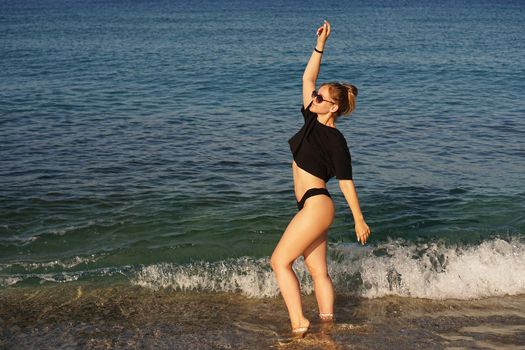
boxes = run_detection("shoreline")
[1,282,524,349]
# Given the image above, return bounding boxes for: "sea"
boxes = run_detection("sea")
[1,0,524,348]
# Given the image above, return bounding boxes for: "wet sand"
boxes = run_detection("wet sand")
[1,282,524,349]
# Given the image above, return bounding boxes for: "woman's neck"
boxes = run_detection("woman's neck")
[316,113,336,128]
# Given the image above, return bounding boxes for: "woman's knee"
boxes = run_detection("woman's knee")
[270,253,293,272]
[312,272,332,286]
[305,263,329,281]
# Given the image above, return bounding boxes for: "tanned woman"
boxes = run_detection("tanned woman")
[271,20,371,336]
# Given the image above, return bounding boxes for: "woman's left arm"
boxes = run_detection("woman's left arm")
[339,179,371,245]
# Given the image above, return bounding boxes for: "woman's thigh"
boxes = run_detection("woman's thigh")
[272,195,334,266]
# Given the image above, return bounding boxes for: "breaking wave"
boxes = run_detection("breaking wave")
[132,237,525,300]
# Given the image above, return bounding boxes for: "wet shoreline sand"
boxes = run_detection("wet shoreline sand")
[1,282,524,349]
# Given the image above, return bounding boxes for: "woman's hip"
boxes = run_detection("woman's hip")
[297,187,332,211]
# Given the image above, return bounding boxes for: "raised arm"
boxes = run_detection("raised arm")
[302,20,331,108]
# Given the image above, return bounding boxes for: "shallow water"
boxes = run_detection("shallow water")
[1,283,524,349]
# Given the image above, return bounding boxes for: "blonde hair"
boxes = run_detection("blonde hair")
[320,82,358,118]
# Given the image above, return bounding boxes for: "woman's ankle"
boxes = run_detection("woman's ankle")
[319,312,335,321]
[291,316,310,330]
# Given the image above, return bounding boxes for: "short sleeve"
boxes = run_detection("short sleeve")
[333,141,353,180]
[300,100,316,122]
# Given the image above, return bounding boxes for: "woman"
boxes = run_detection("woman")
[270,20,371,335]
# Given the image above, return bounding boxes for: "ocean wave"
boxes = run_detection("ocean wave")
[0,254,103,272]
[133,257,278,298]
[353,236,525,299]
[0,265,133,288]
[132,237,525,300]
[0,276,24,287]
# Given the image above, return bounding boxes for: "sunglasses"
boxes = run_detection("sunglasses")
[312,90,336,104]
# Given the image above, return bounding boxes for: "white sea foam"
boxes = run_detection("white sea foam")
[0,266,133,287]
[355,237,525,299]
[132,237,525,300]
[0,254,102,272]
[0,255,102,287]
[133,257,280,298]
[0,276,24,287]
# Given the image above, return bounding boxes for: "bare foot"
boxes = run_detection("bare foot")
[319,313,335,322]
[291,318,310,337]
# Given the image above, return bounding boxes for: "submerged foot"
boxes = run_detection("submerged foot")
[319,313,335,322]
[291,318,310,337]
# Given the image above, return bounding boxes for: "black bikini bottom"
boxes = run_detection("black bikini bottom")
[297,188,331,211]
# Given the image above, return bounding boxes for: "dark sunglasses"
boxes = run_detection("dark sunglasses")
[311,90,336,104]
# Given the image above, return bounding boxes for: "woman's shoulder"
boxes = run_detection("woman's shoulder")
[301,101,317,121]
[325,124,347,141]
[301,100,315,114]
[327,127,350,150]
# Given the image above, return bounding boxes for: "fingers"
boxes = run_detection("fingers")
[356,226,371,245]
[317,20,331,38]
[324,20,331,37]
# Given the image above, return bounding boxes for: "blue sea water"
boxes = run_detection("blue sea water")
[1,0,524,299]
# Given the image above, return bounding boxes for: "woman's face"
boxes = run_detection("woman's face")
[310,85,337,115]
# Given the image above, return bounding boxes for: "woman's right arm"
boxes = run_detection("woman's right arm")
[303,20,331,108]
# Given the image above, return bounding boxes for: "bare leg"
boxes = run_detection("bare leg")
[270,195,334,330]
[303,230,335,317]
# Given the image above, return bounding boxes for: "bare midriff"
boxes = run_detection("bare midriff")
[291,160,327,202]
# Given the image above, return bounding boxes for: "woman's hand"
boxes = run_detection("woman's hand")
[316,20,331,48]
[355,219,371,245]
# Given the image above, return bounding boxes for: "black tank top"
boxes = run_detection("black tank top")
[288,101,353,182]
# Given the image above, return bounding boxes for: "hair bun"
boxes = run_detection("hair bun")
[350,84,358,97]
[342,83,358,97]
